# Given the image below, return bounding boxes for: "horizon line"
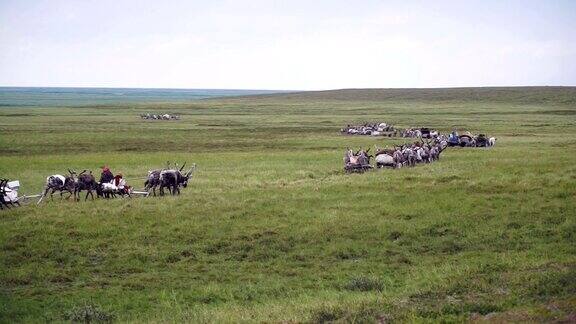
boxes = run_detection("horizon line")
[1,85,575,92]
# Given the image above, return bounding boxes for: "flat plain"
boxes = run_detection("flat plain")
[1,87,575,322]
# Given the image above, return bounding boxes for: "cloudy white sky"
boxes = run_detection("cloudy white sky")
[0,0,575,90]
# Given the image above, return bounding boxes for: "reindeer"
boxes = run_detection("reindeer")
[488,137,497,147]
[344,148,373,172]
[100,182,117,198]
[459,136,473,147]
[38,169,77,204]
[402,146,417,167]
[159,163,195,196]
[144,170,162,196]
[392,146,405,168]
[434,135,449,150]
[374,146,396,168]
[429,144,443,161]
[145,161,184,196]
[419,140,432,163]
[100,176,131,199]
[375,153,395,168]
[74,170,98,201]
[357,148,372,166]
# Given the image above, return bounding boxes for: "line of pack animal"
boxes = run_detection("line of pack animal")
[344,139,447,173]
[0,162,196,209]
[341,122,497,147]
[140,113,180,120]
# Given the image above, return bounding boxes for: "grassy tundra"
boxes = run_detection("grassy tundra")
[1,87,575,322]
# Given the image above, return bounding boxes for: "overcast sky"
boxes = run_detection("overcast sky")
[0,0,575,90]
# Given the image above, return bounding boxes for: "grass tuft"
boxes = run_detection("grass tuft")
[64,304,115,323]
[344,276,385,292]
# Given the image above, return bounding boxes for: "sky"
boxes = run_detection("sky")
[0,0,575,90]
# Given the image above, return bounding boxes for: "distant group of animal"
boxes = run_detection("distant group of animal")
[399,127,439,139]
[341,122,447,140]
[447,131,497,147]
[341,122,397,136]
[344,139,447,172]
[140,113,180,120]
[342,121,497,147]
[342,125,498,172]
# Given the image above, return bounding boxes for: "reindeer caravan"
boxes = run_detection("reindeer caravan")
[399,127,440,139]
[140,113,180,121]
[0,161,198,209]
[344,139,447,173]
[341,122,397,137]
[448,131,497,147]
[37,168,134,203]
[32,162,195,205]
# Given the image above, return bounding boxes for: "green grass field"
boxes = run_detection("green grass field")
[1,87,575,323]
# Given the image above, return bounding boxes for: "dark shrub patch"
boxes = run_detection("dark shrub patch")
[195,293,225,304]
[441,241,463,254]
[388,231,402,241]
[528,268,576,299]
[423,223,459,237]
[311,305,344,323]
[203,241,230,254]
[64,304,115,323]
[180,249,197,259]
[164,253,181,263]
[506,222,522,229]
[310,302,388,323]
[49,274,73,284]
[442,302,502,316]
[332,247,367,260]
[344,276,384,292]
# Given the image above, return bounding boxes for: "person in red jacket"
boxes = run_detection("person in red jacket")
[100,166,114,184]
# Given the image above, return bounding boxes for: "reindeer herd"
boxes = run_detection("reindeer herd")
[341,122,396,136]
[340,122,446,140]
[342,127,498,173]
[344,138,447,173]
[341,124,497,173]
[140,113,180,120]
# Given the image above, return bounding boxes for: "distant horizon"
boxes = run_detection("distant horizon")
[0,85,297,91]
[1,85,575,92]
[2,85,575,108]
[0,87,290,107]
